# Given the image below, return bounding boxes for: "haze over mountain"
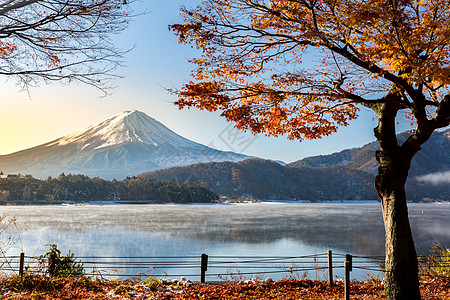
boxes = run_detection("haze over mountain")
[0,110,249,179]
[139,129,450,201]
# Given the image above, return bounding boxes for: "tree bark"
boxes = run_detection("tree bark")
[373,100,421,300]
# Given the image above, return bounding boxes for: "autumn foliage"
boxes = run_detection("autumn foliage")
[0,276,449,299]
[170,1,450,299]
[169,0,449,139]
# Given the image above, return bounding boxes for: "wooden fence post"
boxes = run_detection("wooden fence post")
[19,252,25,277]
[345,254,352,272]
[328,250,333,286]
[201,253,208,283]
[344,254,352,300]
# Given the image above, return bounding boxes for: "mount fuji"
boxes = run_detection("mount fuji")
[0,110,250,179]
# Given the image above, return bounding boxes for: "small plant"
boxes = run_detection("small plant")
[284,263,306,280]
[367,272,383,284]
[218,268,247,282]
[143,276,161,291]
[1,274,106,293]
[114,283,131,295]
[0,215,17,256]
[2,274,61,292]
[40,244,84,277]
[425,243,450,277]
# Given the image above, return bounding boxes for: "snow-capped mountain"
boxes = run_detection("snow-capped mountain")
[0,110,250,179]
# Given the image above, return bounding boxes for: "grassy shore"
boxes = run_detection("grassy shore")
[0,275,448,299]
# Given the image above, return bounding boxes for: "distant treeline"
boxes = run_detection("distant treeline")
[0,174,219,205]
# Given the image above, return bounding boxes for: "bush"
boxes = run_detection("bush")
[429,244,450,277]
[143,276,161,291]
[40,244,84,277]
[2,274,60,292]
[420,243,450,277]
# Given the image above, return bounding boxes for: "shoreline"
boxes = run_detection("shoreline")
[1,199,449,206]
[0,276,448,300]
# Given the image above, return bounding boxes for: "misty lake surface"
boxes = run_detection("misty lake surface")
[1,203,449,280]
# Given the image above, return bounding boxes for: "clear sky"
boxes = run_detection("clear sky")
[0,1,412,163]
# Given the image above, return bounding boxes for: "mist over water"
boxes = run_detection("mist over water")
[416,170,450,185]
[0,203,450,280]
[1,203,449,279]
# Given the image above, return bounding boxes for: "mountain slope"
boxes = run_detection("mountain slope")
[288,129,450,177]
[139,129,450,201]
[139,158,378,201]
[0,110,249,179]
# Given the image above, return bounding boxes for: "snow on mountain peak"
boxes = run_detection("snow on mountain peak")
[444,128,450,140]
[50,110,199,150]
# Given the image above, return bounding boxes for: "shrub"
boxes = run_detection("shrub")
[429,244,450,277]
[420,243,450,277]
[40,244,84,277]
[3,274,61,292]
[143,276,161,291]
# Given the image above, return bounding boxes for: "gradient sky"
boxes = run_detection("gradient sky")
[0,1,413,163]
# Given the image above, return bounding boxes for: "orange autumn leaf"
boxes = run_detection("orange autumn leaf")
[169,3,450,298]
[169,0,450,140]
[1,276,449,299]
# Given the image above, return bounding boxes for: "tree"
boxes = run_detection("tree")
[0,0,135,95]
[169,1,450,299]
[0,190,9,201]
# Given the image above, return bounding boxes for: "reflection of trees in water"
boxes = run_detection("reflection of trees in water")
[3,204,449,257]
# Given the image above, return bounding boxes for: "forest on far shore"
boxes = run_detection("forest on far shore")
[0,173,219,205]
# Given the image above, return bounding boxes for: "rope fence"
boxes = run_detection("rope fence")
[2,251,448,300]
[1,251,448,282]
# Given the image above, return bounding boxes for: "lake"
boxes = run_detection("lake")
[1,202,449,280]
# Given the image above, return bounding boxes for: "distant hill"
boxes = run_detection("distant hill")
[0,110,249,179]
[139,129,450,201]
[288,144,379,173]
[0,174,219,205]
[139,158,378,201]
[288,129,450,177]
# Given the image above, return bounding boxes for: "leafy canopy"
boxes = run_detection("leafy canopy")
[170,0,450,140]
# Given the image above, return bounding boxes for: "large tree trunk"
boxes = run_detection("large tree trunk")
[375,150,420,299]
[373,100,421,300]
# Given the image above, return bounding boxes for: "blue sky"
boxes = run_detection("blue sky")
[0,1,412,163]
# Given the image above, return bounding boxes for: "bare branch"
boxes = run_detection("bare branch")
[0,0,137,94]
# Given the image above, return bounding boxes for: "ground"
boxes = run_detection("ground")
[0,276,449,299]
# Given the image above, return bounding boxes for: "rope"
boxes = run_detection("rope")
[2,253,449,280]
